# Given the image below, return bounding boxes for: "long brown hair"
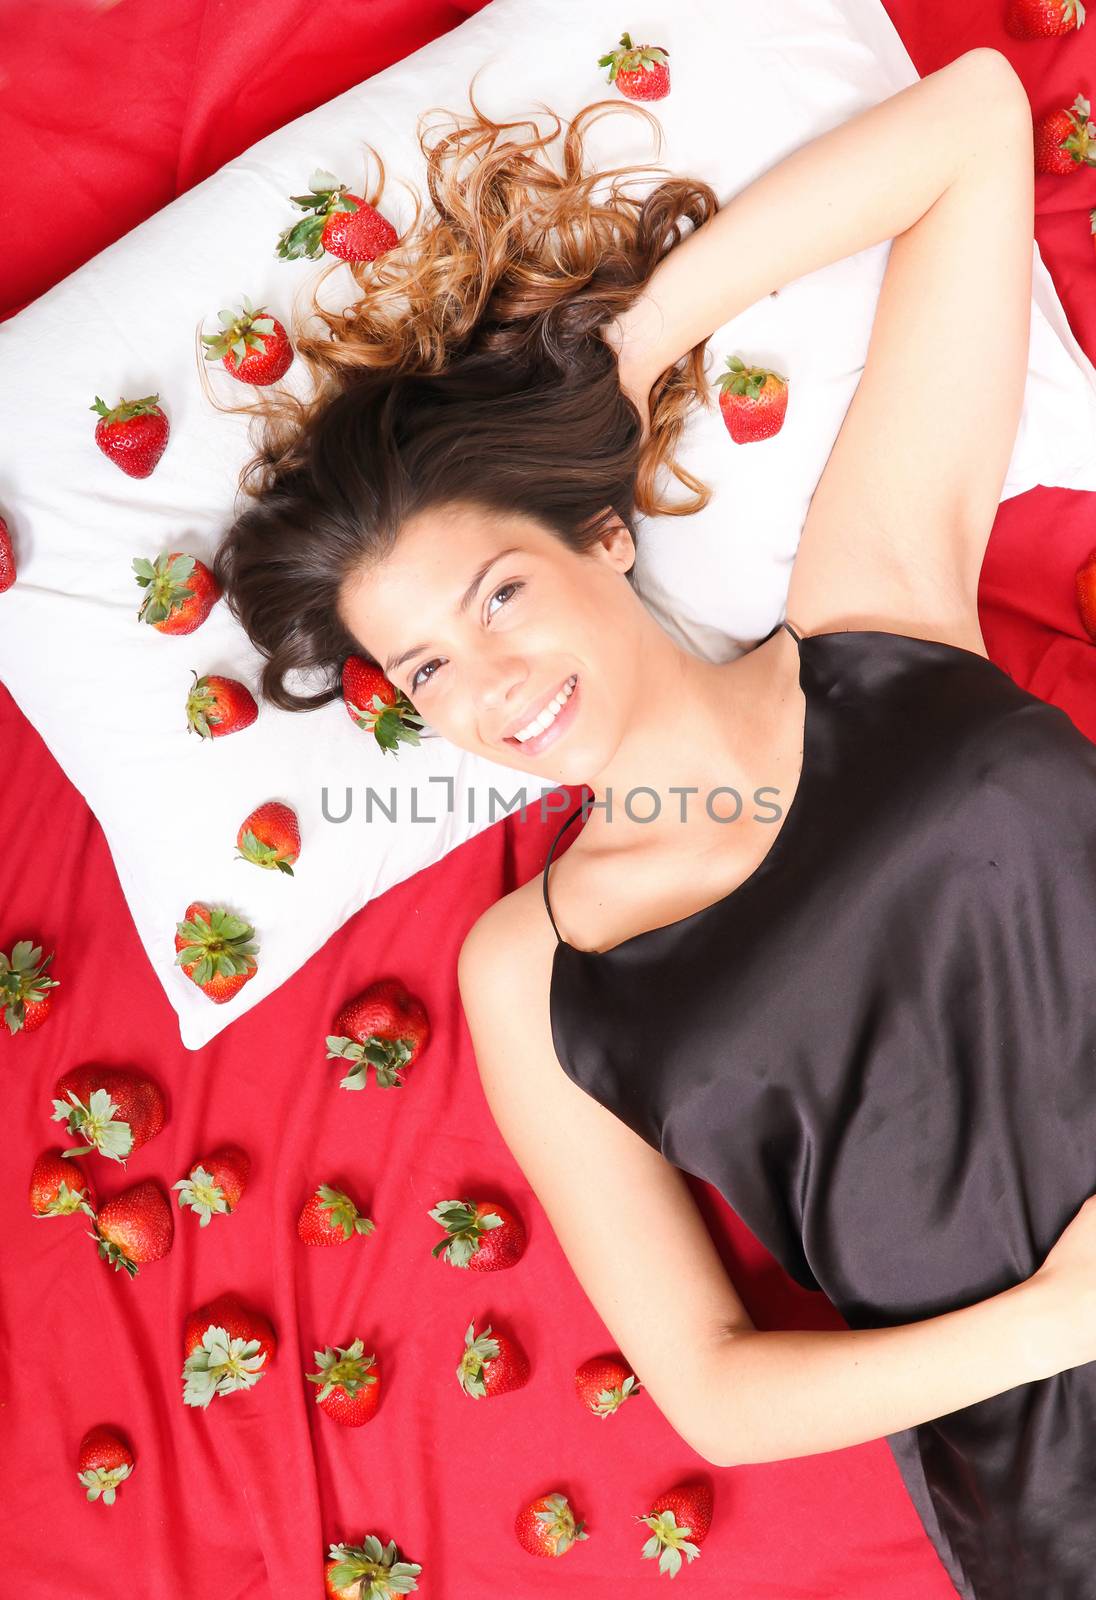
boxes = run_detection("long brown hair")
[207,81,719,713]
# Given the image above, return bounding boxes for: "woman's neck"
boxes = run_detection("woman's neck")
[575,625,794,860]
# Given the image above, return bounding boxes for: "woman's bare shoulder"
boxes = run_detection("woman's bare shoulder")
[457,875,557,1001]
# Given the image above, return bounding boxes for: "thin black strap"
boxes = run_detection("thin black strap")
[781,618,803,644]
[542,803,586,944]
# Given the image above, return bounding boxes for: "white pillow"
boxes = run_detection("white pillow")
[1,0,1093,1050]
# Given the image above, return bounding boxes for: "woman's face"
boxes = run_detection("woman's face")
[338,501,644,782]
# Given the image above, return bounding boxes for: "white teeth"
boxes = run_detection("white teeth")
[512,675,577,742]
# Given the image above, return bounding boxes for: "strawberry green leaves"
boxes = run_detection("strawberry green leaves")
[133,552,196,624]
[35,1176,96,1220]
[326,1537,422,1596]
[428,1200,502,1266]
[325,1031,415,1091]
[307,1339,378,1403]
[276,169,361,261]
[201,293,277,364]
[77,1462,133,1505]
[172,1164,227,1226]
[1,940,59,1034]
[598,31,669,83]
[303,1183,375,1242]
[174,905,258,987]
[637,1510,703,1577]
[276,169,399,265]
[51,1088,133,1162]
[182,1324,268,1408]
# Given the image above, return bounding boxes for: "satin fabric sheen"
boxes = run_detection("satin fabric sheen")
[543,621,1096,1599]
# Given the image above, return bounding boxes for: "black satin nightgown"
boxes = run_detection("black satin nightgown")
[542,619,1096,1600]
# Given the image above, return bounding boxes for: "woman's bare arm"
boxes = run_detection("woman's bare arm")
[608,48,1021,403]
[692,1283,1051,1467]
[610,45,1033,642]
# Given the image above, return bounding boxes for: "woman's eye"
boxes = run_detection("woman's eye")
[408,580,524,694]
[487,580,522,616]
[409,659,440,693]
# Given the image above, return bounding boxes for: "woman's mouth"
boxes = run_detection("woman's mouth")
[504,673,579,756]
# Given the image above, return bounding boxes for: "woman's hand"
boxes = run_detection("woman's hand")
[1024,1192,1096,1378]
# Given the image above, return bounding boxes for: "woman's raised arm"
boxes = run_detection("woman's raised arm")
[606,49,1024,406]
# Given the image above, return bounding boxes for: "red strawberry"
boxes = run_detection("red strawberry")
[277,169,399,264]
[634,1481,713,1577]
[324,1538,422,1599]
[21,994,53,1033]
[456,1319,530,1399]
[1006,0,1085,36]
[133,551,221,634]
[201,294,294,385]
[29,1148,96,1219]
[1,939,59,1035]
[326,977,430,1090]
[428,1198,526,1270]
[1077,546,1096,639]
[1035,94,1096,175]
[0,512,16,593]
[341,655,425,752]
[514,1492,589,1558]
[76,1425,134,1506]
[598,32,670,101]
[174,901,259,1004]
[51,1065,166,1164]
[87,1179,174,1278]
[574,1353,643,1417]
[181,1292,276,1408]
[236,801,300,874]
[297,1182,376,1247]
[306,1339,381,1427]
[718,356,789,443]
[172,1144,250,1225]
[90,393,170,478]
[185,670,258,738]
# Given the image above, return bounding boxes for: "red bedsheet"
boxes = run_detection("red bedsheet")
[1,4,1093,1597]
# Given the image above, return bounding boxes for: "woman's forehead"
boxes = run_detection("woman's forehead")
[338,511,550,653]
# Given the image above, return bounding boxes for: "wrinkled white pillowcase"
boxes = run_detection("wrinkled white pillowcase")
[1,0,1094,1050]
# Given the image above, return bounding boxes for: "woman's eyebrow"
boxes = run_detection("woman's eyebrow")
[383,545,524,676]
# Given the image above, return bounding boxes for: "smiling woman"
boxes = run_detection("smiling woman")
[208,89,722,715]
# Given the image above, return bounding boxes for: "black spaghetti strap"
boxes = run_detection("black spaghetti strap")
[781,618,803,644]
[542,803,586,944]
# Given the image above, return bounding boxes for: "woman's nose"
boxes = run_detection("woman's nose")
[475,658,529,710]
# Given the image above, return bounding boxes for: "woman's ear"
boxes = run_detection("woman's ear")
[600,513,636,574]
[575,506,636,575]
